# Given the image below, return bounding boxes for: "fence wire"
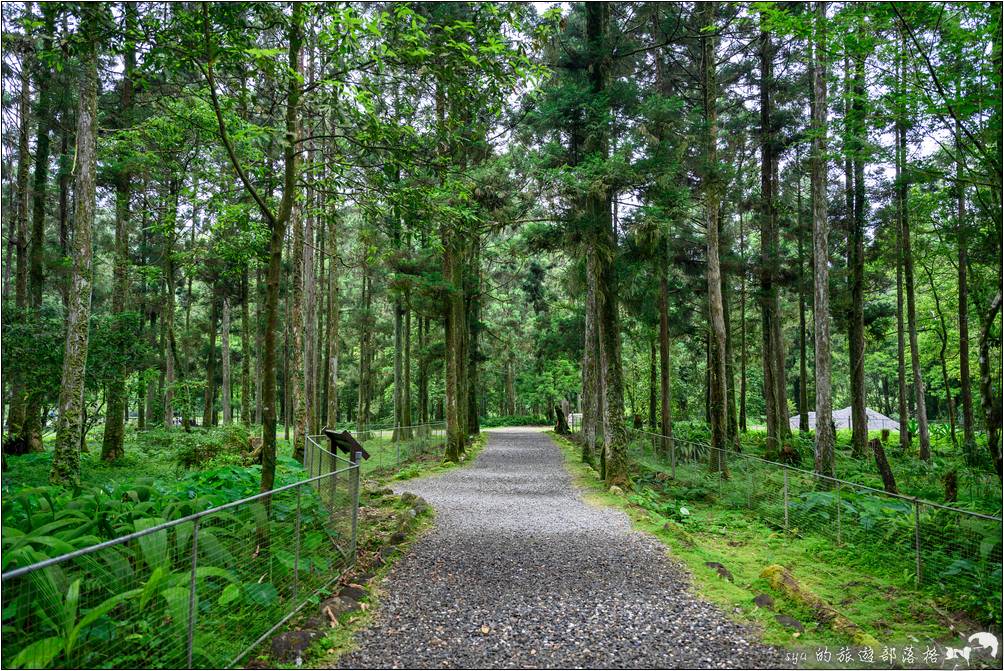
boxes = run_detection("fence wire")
[568,416,1001,609]
[611,426,1003,609]
[1,440,361,669]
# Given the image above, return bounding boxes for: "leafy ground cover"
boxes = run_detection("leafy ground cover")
[550,431,1000,660]
[0,422,468,669]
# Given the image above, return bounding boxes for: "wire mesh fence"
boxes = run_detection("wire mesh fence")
[1,442,361,669]
[615,427,1003,607]
[330,421,447,476]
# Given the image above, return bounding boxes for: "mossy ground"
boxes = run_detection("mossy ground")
[547,431,978,664]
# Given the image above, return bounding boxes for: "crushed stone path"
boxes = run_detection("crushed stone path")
[336,427,780,669]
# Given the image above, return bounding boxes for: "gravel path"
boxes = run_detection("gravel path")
[337,427,780,669]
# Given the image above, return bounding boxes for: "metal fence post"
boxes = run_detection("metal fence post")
[186,518,200,668]
[746,457,752,509]
[293,486,302,599]
[835,480,842,546]
[783,466,789,531]
[914,498,922,586]
[350,451,362,560]
[670,438,676,480]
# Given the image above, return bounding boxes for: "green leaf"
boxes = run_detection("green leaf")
[244,582,278,606]
[11,636,62,669]
[218,583,241,606]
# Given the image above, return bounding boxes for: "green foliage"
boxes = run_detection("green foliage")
[479,415,549,428]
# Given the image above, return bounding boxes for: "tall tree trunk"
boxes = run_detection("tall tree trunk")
[659,259,674,457]
[102,3,136,460]
[896,201,909,452]
[956,119,976,461]
[898,32,930,460]
[648,338,657,430]
[22,5,58,454]
[402,298,413,434]
[585,2,627,485]
[222,296,232,424]
[797,150,809,434]
[759,20,789,458]
[418,315,429,424]
[705,1,728,475]
[241,272,251,422]
[811,1,834,480]
[443,226,467,462]
[5,37,32,445]
[923,264,955,444]
[978,292,1002,478]
[290,198,306,460]
[203,287,218,427]
[467,245,482,437]
[847,39,868,458]
[581,251,600,463]
[325,205,340,427]
[163,187,180,429]
[302,180,316,445]
[50,8,98,485]
[738,212,748,433]
[255,265,265,424]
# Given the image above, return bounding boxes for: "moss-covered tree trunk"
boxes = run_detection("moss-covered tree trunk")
[50,5,99,485]
[101,2,136,461]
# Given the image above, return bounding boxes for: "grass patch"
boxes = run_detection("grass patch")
[548,431,969,657]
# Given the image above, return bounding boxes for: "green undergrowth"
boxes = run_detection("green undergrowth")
[301,502,436,668]
[548,431,974,659]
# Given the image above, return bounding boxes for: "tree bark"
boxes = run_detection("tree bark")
[50,6,98,485]
[759,20,789,458]
[659,260,674,457]
[222,296,232,424]
[898,31,930,461]
[811,1,835,480]
[290,198,306,460]
[5,36,32,445]
[101,1,136,461]
[704,1,728,476]
[163,186,180,429]
[240,272,251,423]
[202,286,218,427]
[796,149,809,434]
[847,38,868,458]
[956,119,976,461]
[978,291,1002,479]
[325,204,340,427]
[22,5,59,454]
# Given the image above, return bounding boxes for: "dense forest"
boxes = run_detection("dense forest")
[1,3,1002,668]
[1,1,1000,493]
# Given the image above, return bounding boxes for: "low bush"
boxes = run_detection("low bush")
[480,414,548,428]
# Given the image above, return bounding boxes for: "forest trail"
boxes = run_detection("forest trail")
[335,428,779,669]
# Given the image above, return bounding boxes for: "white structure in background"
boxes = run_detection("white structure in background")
[789,406,899,432]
